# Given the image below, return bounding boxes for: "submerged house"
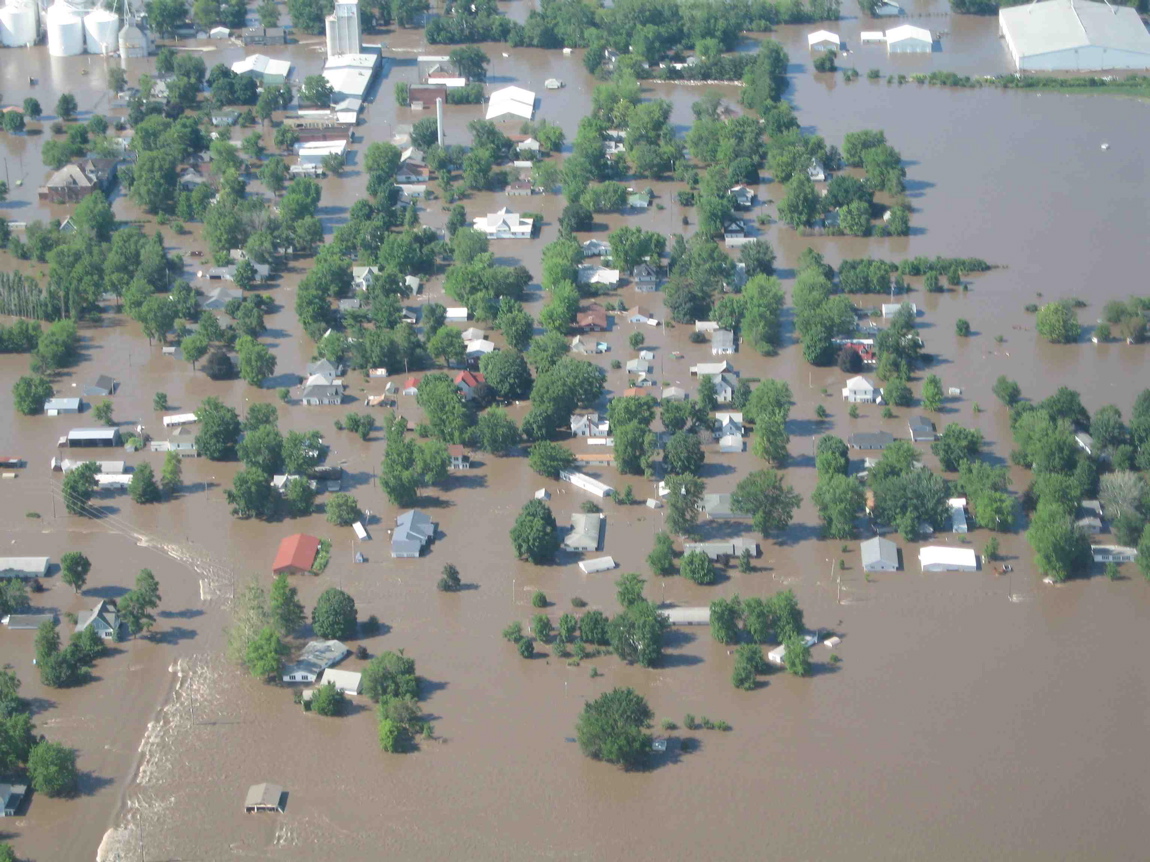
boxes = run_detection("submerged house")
[391,510,437,557]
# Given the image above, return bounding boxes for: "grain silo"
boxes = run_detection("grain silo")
[46,2,85,56]
[83,6,119,53]
[118,20,147,58]
[0,1,39,47]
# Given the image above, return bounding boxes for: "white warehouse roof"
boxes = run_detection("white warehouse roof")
[918,546,978,571]
[232,54,292,80]
[486,86,536,121]
[808,29,841,48]
[999,0,1150,71]
[886,24,932,45]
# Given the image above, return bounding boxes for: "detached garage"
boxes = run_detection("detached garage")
[919,546,978,572]
[1000,0,1150,71]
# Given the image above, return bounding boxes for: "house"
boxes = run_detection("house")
[835,339,877,366]
[242,25,287,45]
[448,445,471,470]
[690,360,732,377]
[908,416,936,442]
[767,634,819,665]
[38,159,118,204]
[402,377,420,396]
[683,538,760,562]
[82,375,118,398]
[950,498,969,533]
[918,546,978,572]
[178,168,208,191]
[473,207,533,239]
[200,286,243,310]
[882,302,916,319]
[0,557,50,579]
[559,470,614,498]
[577,265,620,288]
[627,190,651,211]
[808,29,842,51]
[701,493,746,520]
[461,327,485,342]
[886,24,932,53]
[577,304,609,332]
[231,54,292,85]
[454,370,486,401]
[485,85,536,121]
[210,109,239,127]
[729,185,755,208]
[163,413,199,428]
[872,0,902,14]
[712,330,736,355]
[319,668,362,695]
[848,431,896,450]
[632,262,659,289]
[807,159,827,182]
[392,510,438,557]
[861,536,900,572]
[571,413,610,438]
[628,307,658,326]
[570,335,602,355]
[581,239,612,258]
[713,372,737,404]
[244,783,285,813]
[1074,433,1095,456]
[396,161,430,184]
[0,784,27,817]
[507,181,534,197]
[301,383,344,406]
[65,428,122,448]
[695,321,721,334]
[150,426,198,456]
[714,412,744,439]
[563,512,604,551]
[75,600,121,640]
[722,218,747,243]
[515,137,542,154]
[718,434,743,453]
[307,356,344,383]
[445,307,468,323]
[270,474,315,494]
[1076,500,1104,534]
[282,639,349,683]
[272,534,320,575]
[464,339,496,368]
[44,397,82,415]
[352,266,380,291]
[842,376,881,403]
[1092,545,1137,563]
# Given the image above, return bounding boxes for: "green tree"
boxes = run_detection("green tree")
[616,572,646,608]
[160,450,183,497]
[55,93,77,121]
[120,568,162,636]
[510,499,560,563]
[575,687,653,770]
[269,573,305,637]
[1138,524,1150,582]
[23,97,42,119]
[921,374,944,412]
[710,597,742,645]
[325,492,362,527]
[777,173,821,229]
[647,531,676,576]
[527,440,575,479]
[608,601,668,667]
[129,463,162,504]
[60,551,90,594]
[61,461,100,515]
[1026,503,1091,583]
[664,474,705,537]
[579,610,610,645]
[664,430,704,476]
[427,326,465,367]
[449,45,489,82]
[196,397,242,460]
[680,550,716,585]
[283,476,316,518]
[993,375,1021,406]
[92,399,114,426]
[811,473,864,539]
[731,469,802,537]
[733,643,767,690]
[13,375,53,416]
[311,681,346,716]
[27,740,77,797]
[931,424,984,471]
[782,636,812,676]
[312,588,358,639]
[362,651,418,703]
[226,467,277,519]
[473,408,520,455]
[437,563,462,592]
[1035,300,1081,344]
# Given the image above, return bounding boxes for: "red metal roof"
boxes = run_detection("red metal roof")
[454,370,485,388]
[272,534,320,574]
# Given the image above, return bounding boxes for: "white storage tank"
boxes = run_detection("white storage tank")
[118,21,147,58]
[0,2,39,47]
[46,2,85,56]
[84,7,118,54]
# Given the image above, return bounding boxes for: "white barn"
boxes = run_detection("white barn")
[886,25,932,54]
[999,0,1150,72]
[919,546,978,572]
[559,470,614,498]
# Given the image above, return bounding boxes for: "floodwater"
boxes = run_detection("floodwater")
[1,1,1150,859]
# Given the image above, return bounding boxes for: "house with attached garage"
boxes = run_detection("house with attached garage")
[300,383,344,405]
[282,639,349,683]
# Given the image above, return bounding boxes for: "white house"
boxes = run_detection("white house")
[282,640,349,683]
[883,302,917,319]
[571,413,610,438]
[628,307,658,326]
[842,376,881,403]
[950,497,969,534]
[861,536,899,572]
[886,24,932,53]
[581,239,611,258]
[712,330,736,355]
[318,668,362,695]
[577,265,620,287]
[918,546,978,572]
[714,412,744,439]
[473,207,533,239]
[560,470,614,498]
[713,372,737,404]
[808,29,841,51]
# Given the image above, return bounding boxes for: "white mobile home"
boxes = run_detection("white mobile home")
[578,556,616,574]
[559,470,614,498]
[162,412,198,428]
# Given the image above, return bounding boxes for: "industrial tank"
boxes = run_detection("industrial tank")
[118,21,147,58]
[83,7,119,54]
[0,2,39,47]
[46,2,85,56]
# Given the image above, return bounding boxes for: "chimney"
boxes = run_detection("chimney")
[436,97,444,147]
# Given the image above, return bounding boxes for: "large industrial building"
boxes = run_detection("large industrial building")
[999,0,1150,71]
[325,0,360,57]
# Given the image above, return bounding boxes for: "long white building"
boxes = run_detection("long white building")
[999,0,1150,72]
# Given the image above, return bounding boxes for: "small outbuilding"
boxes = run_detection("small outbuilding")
[808,29,841,51]
[272,534,320,575]
[886,24,932,53]
[860,536,900,572]
[0,783,27,817]
[919,546,978,572]
[244,783,285,813]
[318,668,362,695]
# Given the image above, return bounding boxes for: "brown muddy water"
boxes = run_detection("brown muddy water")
[1,3,1150,860]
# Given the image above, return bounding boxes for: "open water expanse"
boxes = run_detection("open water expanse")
[1,0,1149,858]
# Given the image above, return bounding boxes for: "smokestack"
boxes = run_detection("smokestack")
[436,97,444,147]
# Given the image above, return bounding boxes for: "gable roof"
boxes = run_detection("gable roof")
[861,536,899,567]
[454,370,485,388]
[485,86,536,120]
[283,639,349,677]
[76,600,119,635]
[272,534,320,573]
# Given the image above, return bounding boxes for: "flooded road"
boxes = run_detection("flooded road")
[1,2,1149,859]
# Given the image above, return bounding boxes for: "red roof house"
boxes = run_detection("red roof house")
[272,534,320,575]
[576,303,608,332]
[454,370,486,400]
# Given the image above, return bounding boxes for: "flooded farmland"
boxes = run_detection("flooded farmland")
[1,0,1150,859]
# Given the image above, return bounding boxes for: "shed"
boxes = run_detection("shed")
[918,546,978,572]
[578,556,616,574]
[808,29,841,50]
[318,668,362,695]
[272,534,320,575]
[245,783,285,813]
[0,784,27,817]
[3,613,58,630]
[85,376,117,398]
[950,498,968,534]
[44,397,82,415]
[882,302,916,319]
[861,536,899,572]
[999,0,1150,72]
[0,557,50,578]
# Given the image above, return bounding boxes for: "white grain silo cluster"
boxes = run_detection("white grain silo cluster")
[0,0,39,47]
[46,1,85,55]
[83,6,119,53]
